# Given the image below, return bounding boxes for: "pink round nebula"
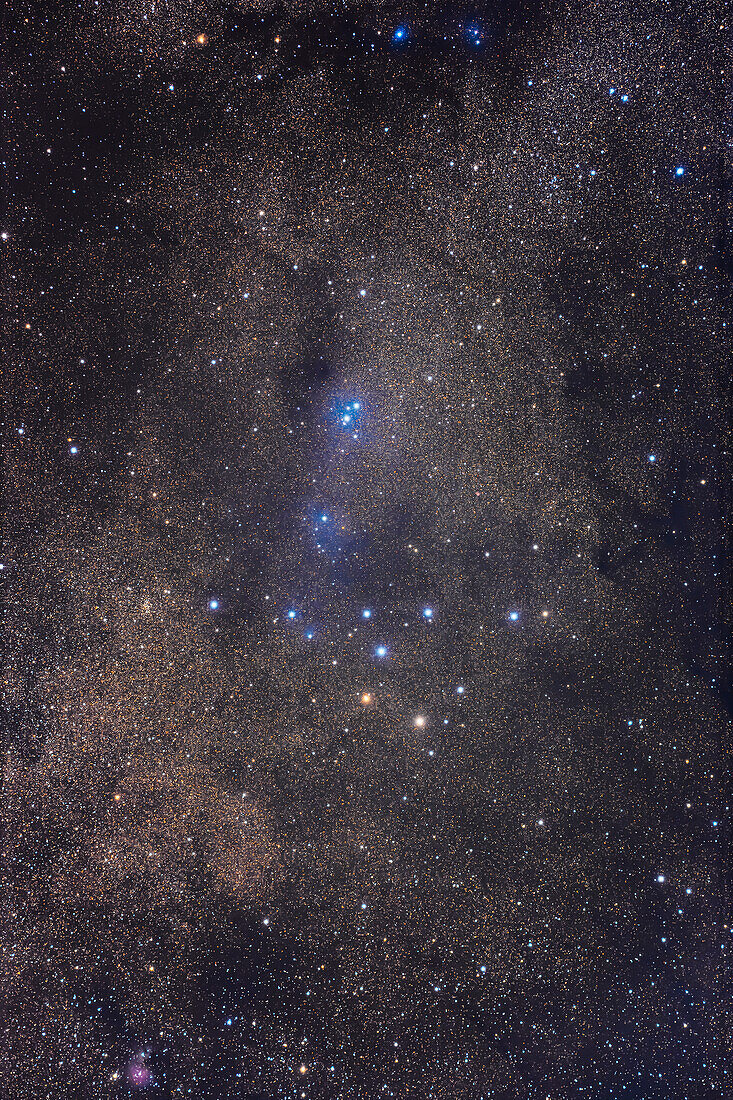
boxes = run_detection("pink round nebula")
[127,1060,154,1088]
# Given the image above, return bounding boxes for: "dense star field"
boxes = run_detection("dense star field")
[2,2,729,1097]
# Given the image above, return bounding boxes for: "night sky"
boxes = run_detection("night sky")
[3,2,729,1098]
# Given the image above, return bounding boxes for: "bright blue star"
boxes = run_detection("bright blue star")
[648,454,657,463]
[320,514,328,522]
[456,685,465,695]
[305,631,314,640]
[508,611,520,622]
[287,609,297,619]
[209,599,219,610]
[69,445,78,455]
[374,644,388,658]
[609,87,616,94]
[362,609,372,619]
[392,24,408,43]
[675,166,685,176]
[422,607,434,619]
[336,400,363,429]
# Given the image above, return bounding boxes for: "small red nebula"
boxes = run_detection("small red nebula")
[127,1060,153,1088]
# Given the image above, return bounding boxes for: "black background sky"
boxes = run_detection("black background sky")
[3,2,730,1098]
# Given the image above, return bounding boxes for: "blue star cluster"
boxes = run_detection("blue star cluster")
[2,2,727,1098]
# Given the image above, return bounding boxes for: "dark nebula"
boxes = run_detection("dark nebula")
[3,2,728,1098]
